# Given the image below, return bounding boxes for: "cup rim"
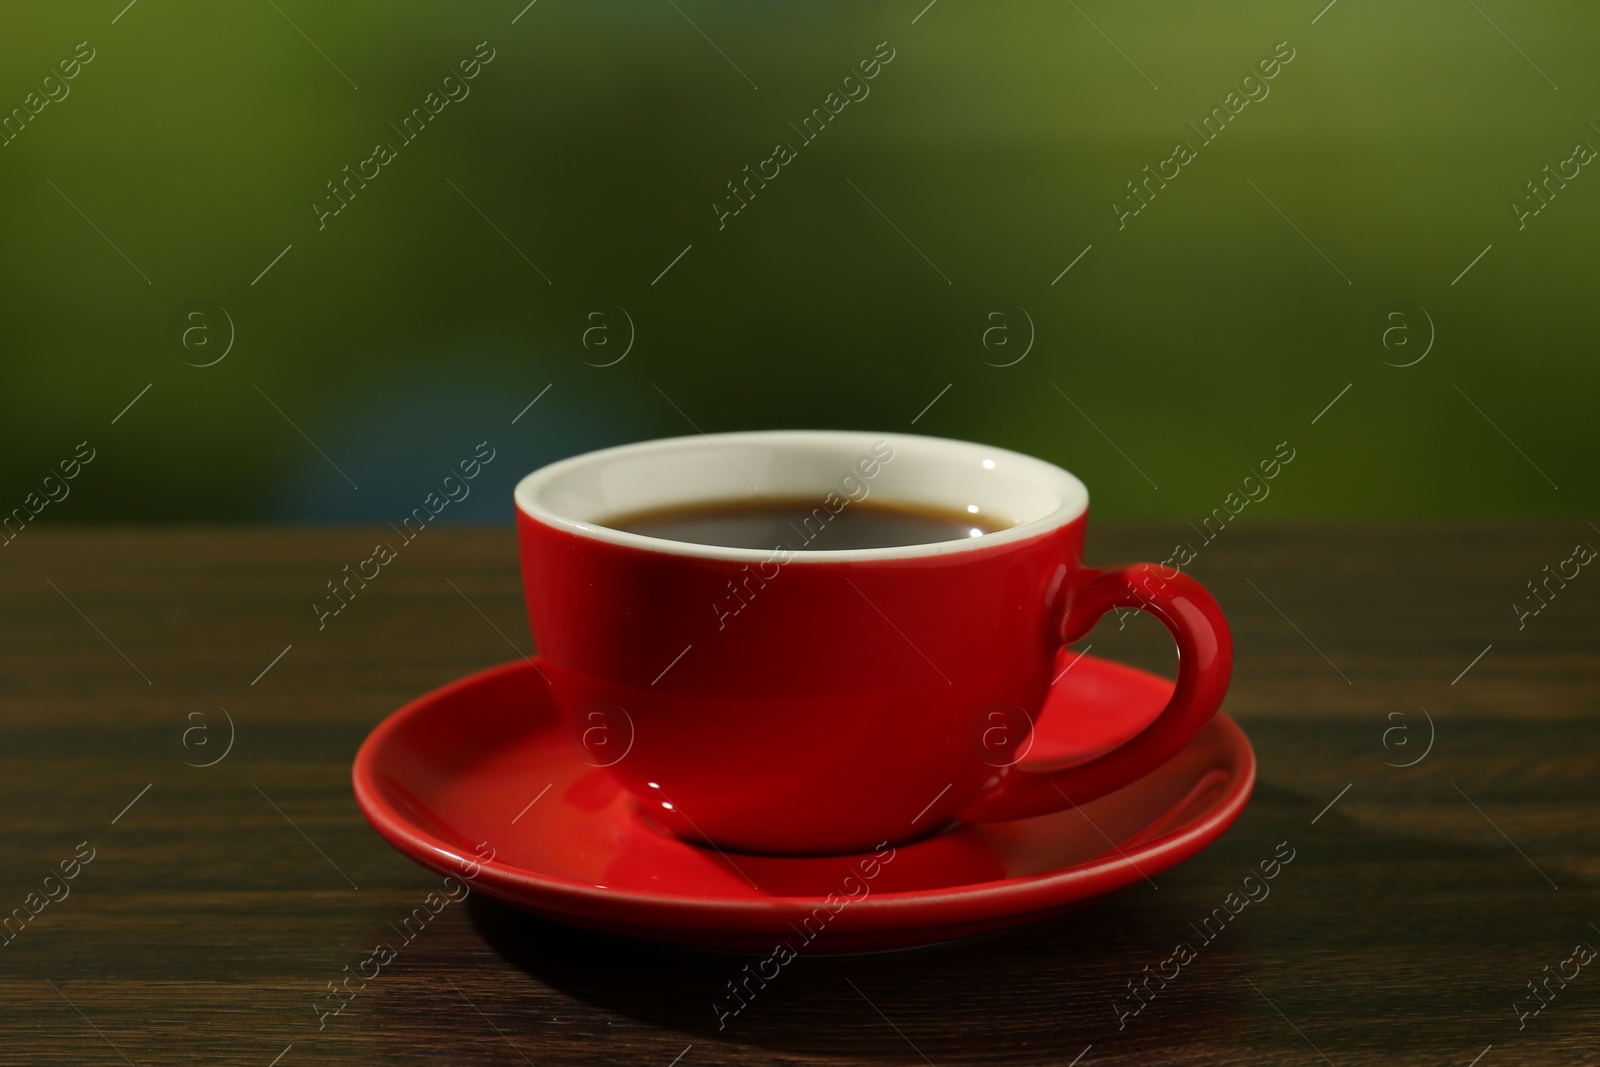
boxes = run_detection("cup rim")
[514,429,1089,563]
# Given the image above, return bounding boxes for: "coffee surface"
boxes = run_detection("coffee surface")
[602,497,1009,550]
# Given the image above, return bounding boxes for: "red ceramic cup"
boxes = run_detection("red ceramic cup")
[515,430,1231,856]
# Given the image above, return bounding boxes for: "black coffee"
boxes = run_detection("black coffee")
[603,497,1009,550]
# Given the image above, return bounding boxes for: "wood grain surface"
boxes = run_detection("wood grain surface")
[1,523,1596,1066]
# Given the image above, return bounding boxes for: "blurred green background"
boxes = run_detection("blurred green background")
[1,0,1594,524]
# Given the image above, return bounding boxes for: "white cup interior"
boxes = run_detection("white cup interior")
[514,430,1088,562]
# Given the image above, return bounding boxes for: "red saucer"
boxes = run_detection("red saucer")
[352,654,1254,953]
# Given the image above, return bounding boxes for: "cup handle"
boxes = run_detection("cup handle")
[956,562,1233,823]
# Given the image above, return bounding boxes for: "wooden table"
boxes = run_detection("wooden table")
[3,524,1595,1066]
